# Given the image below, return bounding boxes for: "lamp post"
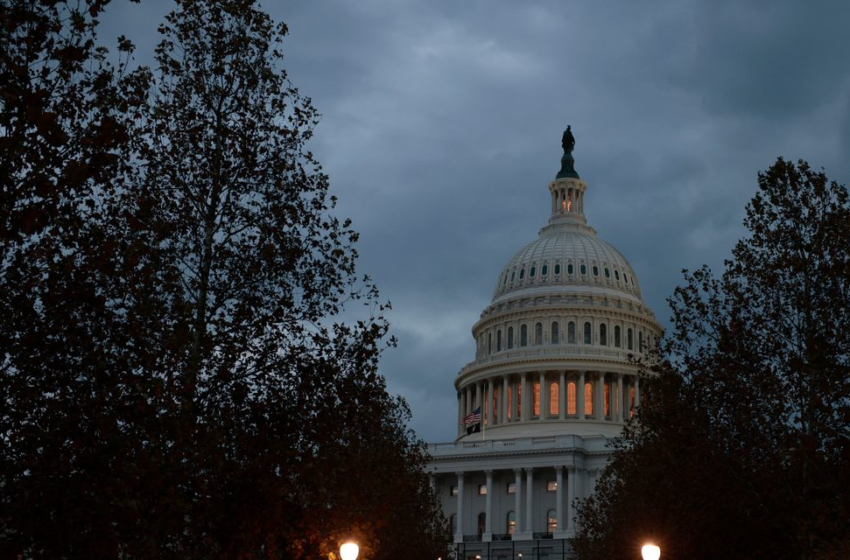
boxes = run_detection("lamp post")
[641,544,660,560]
[340,542,360,560]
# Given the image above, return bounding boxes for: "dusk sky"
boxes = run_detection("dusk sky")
[103,0,850,442]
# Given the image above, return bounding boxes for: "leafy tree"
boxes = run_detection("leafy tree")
[1,0,449,558]
[573,158,850,560]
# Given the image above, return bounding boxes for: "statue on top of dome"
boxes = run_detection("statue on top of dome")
[561,125,575,155]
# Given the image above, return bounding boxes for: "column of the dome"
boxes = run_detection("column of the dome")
[635,375,641,407]
[538,371,546,420]
[487,380,495,426]
[476,382,483,416]
[502,375,508,423]
[577,371,586,419]
[520,373,529,422]
[558,370,566,419]
[595,373,604,420]
[609,375,616,420]
[617,373,625,422]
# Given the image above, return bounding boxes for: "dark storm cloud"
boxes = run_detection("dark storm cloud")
[101,0,850,442]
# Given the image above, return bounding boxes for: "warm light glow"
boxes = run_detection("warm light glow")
[561,199,566,212]
[340,542,359,560]
[641,544,660,560]
[567,198,572,211]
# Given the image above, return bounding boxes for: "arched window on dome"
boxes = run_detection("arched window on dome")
[554,263,561,275]
[567,263,573,275]
[600,323,607,346]
[604,267,611,278]
[541,264,548,276]
[506,511,516,535]
[584,322,592,345]
[535,322,543,345]
[520,325,528,347]
[533,382,540,417]
[530,266,536,278]
[567,382,577,415]
[627,328,633,350]
[551,322,559,344]
[580,264,587,275]
[614,269,620,281]
[496,330,502,352]
[614,325,621,348]
[584,382,593,416]
[549,382,558,416]
[568,321,576,344]
[507,327,514,349]
[593,265,599,277]
[519,268,525,280]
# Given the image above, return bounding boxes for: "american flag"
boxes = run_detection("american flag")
[462,407,482,426]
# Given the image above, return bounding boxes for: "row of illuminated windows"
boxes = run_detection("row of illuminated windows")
[450,480,560,497]
[479,321,653,357]
[500,260,634,291]
[449,511,558,536]
[483,380,636,421]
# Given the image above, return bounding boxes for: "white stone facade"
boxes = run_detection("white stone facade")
[427,141,662,560]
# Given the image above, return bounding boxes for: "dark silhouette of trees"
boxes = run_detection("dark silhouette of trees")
[1,1,449,558]
[573,158,850,560]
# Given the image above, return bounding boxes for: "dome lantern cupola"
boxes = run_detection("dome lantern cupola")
[548,125,588,228]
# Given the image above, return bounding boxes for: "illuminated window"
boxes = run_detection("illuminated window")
[600,323,607,346]
[535,322,543,345]
[627,328,633,350]
[551,322,559,344]
[604,383,611,417]
[541,264,548,276]
[506,511,516,534]
[547,481,557,492]
[478,484,487,495]
[554,264,561,275]
[549,382,558,416]
[584,322,592,344]
[451,486,458,496]
[507,483,516,494]
[507,386,512,420]
[517,385,522,417]
[507,327,514,349]
[567,197,572,211]
[497,330,502,352]
[593,265,599,277]
[567,382,577,415]
[630,385,636,418]
[568,321,576,343]
[604,267,611,278]
[585,382,593,416]
[615,325,621,348]
[533,382,540,416]
[567,263,573,275]
[580,264,587,275]
[530,266,536,278]
[521,325,528,347]
[547,510,557,533]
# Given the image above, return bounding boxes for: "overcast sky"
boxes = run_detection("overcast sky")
[102,0,850,443]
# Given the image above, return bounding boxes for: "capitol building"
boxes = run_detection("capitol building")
[427,129,663,559]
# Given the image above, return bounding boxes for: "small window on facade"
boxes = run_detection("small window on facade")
[600,323,607,346]
[593,265,599,277]
[604,267,611,278]
[628,328,634,350]
[585,382,594,416]
[580,264,587,275]
[584,322,592,344]
[497,330,502,352]
[551,322,559,344]
[615,325,621,348]
[547,481,557,492]
[568,321,576,344]
[567,382,577,415]
[521,325,528,347]
[451,486,458,496]
[519,268,525,280]
[530,266,536,278]
[549,382,558,416]
[535,322,543,345]
[547,510,557,533]
[507,482,516,494]
[554,264,561,275]
[541,264,548,276]
[615,270,620,281]
[478,484,487,496]
[508,327,514,349]
[506,511,516,535]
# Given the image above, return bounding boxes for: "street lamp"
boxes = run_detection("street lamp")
[340,542,360,560]
[641,544,660,560]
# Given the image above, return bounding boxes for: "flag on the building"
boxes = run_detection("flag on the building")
[462,407,482,434]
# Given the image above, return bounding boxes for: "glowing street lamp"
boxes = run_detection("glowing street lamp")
[641,544,660,560]
[340,542,360,560]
